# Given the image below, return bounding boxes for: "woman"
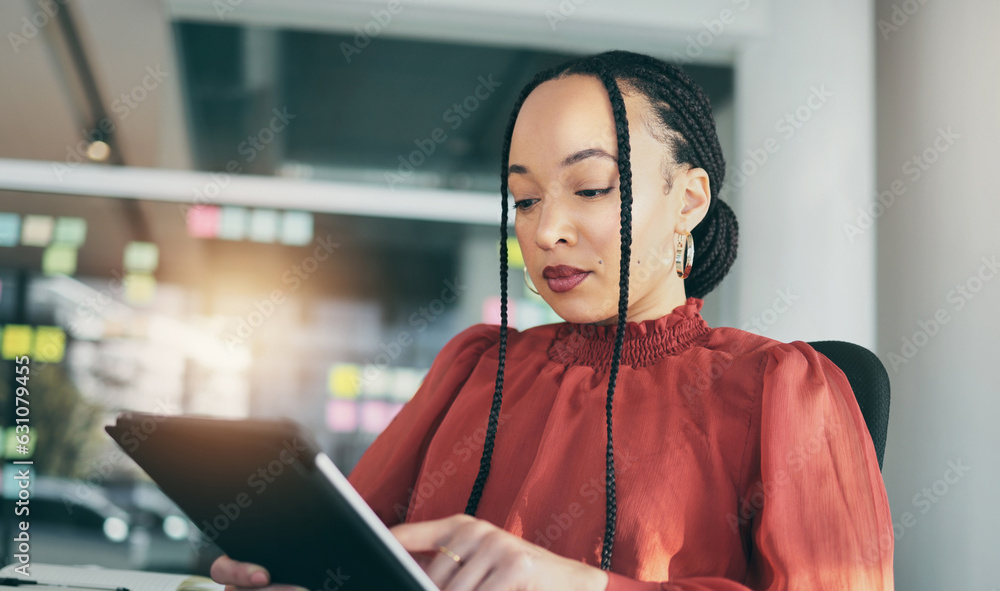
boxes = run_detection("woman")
[211,50,894,590]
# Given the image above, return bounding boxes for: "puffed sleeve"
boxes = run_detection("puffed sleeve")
[346,323,501,528]
[605,341,894,590]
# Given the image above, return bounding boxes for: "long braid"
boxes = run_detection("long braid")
[464,65,565,517]
[464,50,738,573]
[592,64,633,571]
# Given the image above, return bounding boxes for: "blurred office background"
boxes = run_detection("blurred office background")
[0,0,996,587]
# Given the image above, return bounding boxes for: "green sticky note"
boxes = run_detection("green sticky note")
[42,244,78,276]
[219,206,249,240]
[123,241,159,273]
[0,214,20,246]
[53,217,87,246]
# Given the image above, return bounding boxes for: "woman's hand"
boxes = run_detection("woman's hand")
[390,513,609,591]
[209,554,307,591]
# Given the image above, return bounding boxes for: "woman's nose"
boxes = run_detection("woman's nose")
[534,196,578,250]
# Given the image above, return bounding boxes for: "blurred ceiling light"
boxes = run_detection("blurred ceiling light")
[162,515,190,541]
[86,140,111,162]
[102,516,130,543]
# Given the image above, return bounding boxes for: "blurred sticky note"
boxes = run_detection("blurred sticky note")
[328,364,361,399]
[33,326,66,363]
[1,325,33,359]
[186,205,220,238]
[218,206,248,240]
[326,399,358,432]
[124,273,156,305]
[0,214,20,246]
[279,211,313,246]
[360,400,390,433]
[42,245,77,275]
[53,217,87,246]
[248,209,279,243]
[123,242,159,273]
[20,215,53,246]
[362,366,391,398]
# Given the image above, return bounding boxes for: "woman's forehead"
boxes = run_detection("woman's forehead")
[510,75,646,172]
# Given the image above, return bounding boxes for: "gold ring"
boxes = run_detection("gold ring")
[438,545,463,565]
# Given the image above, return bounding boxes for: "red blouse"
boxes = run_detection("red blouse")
[346,297,895,590]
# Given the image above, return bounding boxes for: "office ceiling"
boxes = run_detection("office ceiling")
[0,0,733,193]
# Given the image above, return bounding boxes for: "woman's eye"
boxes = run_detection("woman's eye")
[576,188,613,198]
[513,199,537,211]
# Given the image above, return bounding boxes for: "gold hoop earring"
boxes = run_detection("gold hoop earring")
[523,266,539,295]
[675,231,694,279]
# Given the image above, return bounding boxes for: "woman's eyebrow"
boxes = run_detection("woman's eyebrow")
[508,148,617,175]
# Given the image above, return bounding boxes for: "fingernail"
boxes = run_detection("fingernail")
[249,569,268,585]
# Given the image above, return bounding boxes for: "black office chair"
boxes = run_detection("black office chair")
[807,341,890,471]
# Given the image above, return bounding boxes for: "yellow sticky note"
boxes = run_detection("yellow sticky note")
[328,364,361,399]
[1,325,33,360]
[124,273,157,305]
[33,326,66,363]
[20,215,53,246]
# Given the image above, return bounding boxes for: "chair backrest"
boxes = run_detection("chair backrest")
[807,341,890,471]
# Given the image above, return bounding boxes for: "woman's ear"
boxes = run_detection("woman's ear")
[677,167,711,230]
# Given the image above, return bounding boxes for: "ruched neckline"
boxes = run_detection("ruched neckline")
[547,296,711,369]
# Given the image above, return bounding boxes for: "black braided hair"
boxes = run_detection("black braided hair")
[463,50,738,572]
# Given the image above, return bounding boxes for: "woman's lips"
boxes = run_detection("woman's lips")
[542,265,591,293]
[545,272,590,293]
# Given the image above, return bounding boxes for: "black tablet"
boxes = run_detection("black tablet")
[105,412,439,591]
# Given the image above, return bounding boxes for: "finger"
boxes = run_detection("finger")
[422,547,466,588]
[390,514,475,552]
[434,550,493,591]
[423,528,493,589]
[210,555,271,587]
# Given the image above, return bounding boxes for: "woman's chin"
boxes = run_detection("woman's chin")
[546,300,612,325]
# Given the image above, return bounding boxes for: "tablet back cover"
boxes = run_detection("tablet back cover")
[105,413,434,591]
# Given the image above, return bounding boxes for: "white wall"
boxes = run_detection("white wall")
[875,0,1000,588]
[729,0,877,348]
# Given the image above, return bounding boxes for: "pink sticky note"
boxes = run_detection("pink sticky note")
[326,399,358,432]
[186,205,221,238]
[359,400,389,433]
